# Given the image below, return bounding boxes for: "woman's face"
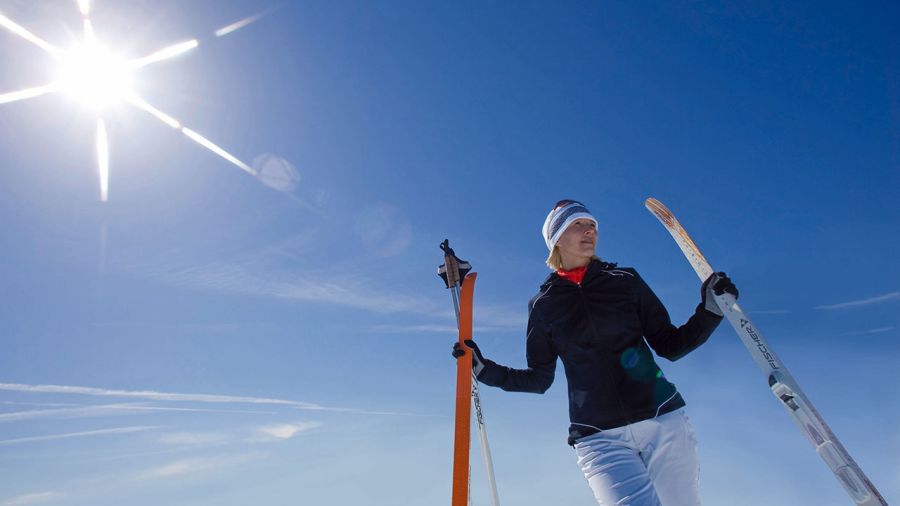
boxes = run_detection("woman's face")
[556,219,597,267]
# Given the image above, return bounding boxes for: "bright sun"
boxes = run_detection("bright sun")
[0,1,265,201]
[56,42,134,109]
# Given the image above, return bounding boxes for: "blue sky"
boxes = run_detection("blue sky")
[0,1,897,505]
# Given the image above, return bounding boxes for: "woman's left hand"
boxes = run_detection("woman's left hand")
[701,272,738,316]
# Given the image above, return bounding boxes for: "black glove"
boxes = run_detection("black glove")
[451,339,486,379]
[701,272,738,316]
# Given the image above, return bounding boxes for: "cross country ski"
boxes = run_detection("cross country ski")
[439,240,501,506]
[644,197,887,506]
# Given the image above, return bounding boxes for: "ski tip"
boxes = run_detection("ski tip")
[460,271,478,294]
[644,198,675,226]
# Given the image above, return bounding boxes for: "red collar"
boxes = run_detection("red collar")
[556,265,588,285]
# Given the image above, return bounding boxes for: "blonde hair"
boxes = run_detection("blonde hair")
[546,246,599,271]
[546,247,564,270]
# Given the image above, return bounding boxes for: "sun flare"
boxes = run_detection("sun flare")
[56,42,133,110]
[0,2,270,201]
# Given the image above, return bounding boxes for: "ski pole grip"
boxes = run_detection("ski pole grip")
[441,239,461,288]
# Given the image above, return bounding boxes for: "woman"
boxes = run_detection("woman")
[453,199,737,505]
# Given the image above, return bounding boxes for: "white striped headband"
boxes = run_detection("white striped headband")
[542,199,597,250]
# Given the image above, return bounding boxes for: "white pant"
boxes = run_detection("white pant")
[573,409,700,506]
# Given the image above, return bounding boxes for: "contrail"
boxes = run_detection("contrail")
[815,291,900,310]
[0,383,322,408]
[0,403,277,423]
[0,426,158,446]
[0,383,414,416]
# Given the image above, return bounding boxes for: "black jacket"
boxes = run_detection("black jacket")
[478,259,722,445]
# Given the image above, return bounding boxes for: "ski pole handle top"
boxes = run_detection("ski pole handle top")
[441,240,461,288]
[438,239,472,289]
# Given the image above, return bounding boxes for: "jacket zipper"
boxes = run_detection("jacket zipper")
[577,278,633,429]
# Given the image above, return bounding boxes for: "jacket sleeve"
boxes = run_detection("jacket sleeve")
[477,302,557,394]
[633,270,723,361]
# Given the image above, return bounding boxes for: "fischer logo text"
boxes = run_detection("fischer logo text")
[740,319,779,370]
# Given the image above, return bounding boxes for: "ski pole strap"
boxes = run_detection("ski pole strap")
[438,239,472,288]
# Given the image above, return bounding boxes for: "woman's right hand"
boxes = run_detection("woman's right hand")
[452,339,487,379]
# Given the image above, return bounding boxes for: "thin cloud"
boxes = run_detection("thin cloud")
[252,421,320,442]
[839,326,895,337]
[0,492,60,506]
[0,383,323,408]
[139,238,525,330]
[151,261,447,318]
[91,321,251,333]
[0,384,414,417]
[376,324,460,333]
[159,421,320,446]
[374,324,519,334]
[0,402,276,423]
[135,453,261,481]
[371,303,526,334]
[2,401,80,408]
[0,426,158,446]
[815,291,900,310]
[158,432,233,446]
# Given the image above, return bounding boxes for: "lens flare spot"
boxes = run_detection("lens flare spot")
[620,348,639,369]
[253,154,300,192]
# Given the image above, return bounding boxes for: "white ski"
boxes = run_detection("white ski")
[645,197,886,506]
